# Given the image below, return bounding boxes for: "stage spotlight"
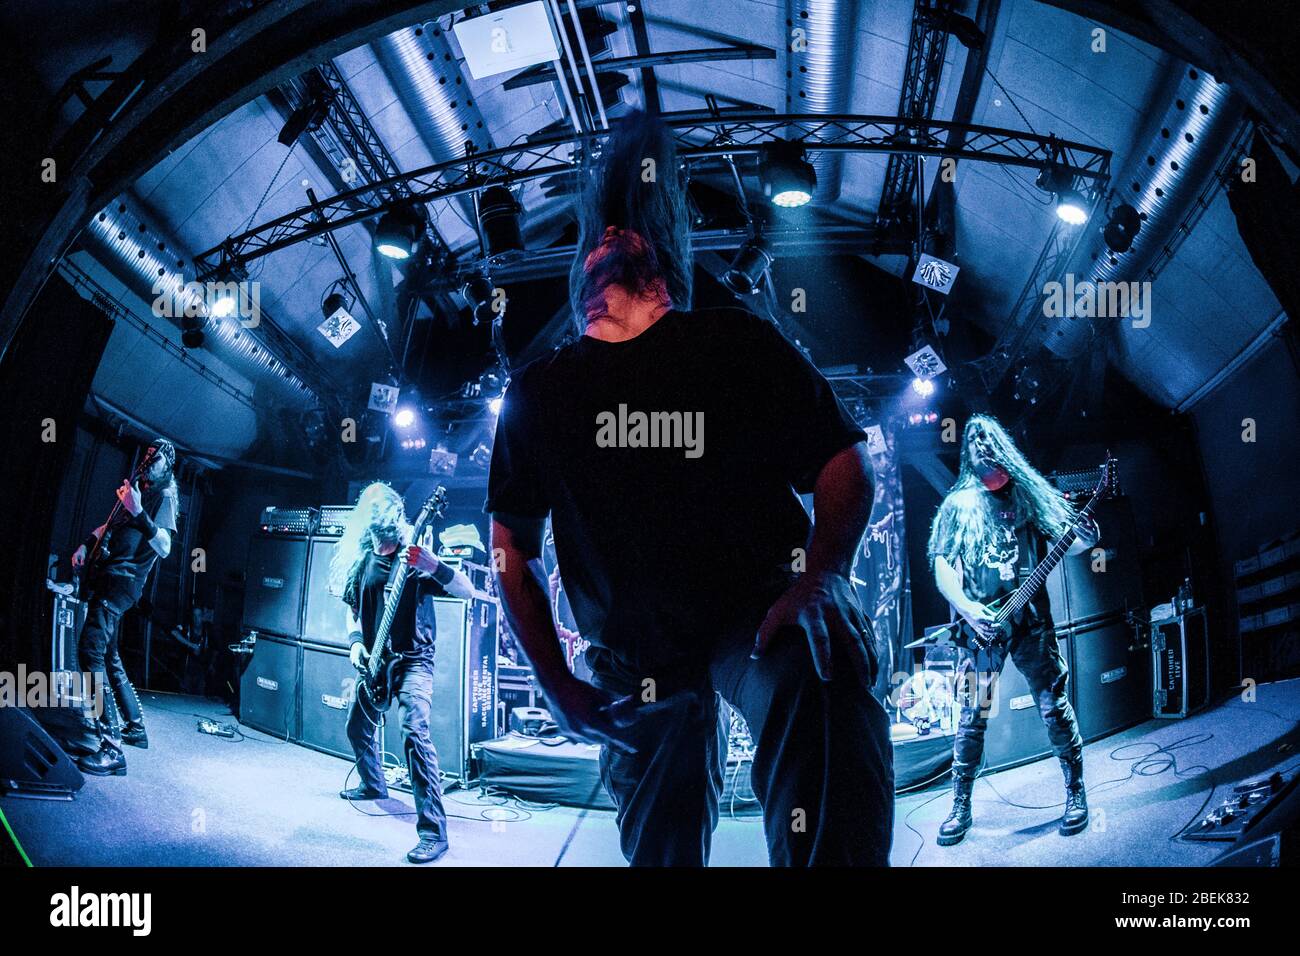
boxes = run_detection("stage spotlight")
[1037,162,1089,226]
[760,140,816,208]
[461,275,499,325]
[488,396,503,415]
[210,288,238,318]
[278,74,334,146]
[721,236,773,296]
[1103,203,1142,253]
[394,407,416,428]
[911,376,936,397]
[478,185,524,258]
[1055,189,1088,225]
[375,204,424,260]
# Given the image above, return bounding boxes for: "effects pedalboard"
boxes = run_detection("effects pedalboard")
[1183,769,1295,842]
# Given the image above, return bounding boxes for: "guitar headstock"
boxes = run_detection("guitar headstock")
[414,485,449,528]
[1094,455,1120,501]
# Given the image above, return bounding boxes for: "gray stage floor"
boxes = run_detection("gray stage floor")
[5,678,1297,867]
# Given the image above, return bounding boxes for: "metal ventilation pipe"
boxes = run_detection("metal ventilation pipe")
[79,197,315,410]
[784,0,859,203]
[1045,65,1245,358]
[373,24,497,229]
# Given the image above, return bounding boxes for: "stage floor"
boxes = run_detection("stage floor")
[4,678,1297,867]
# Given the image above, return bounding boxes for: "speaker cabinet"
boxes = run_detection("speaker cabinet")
[302,536,349,649]
[0,708,84,796]
[243,534,308,639]
[1069,614,1151,741]
[428,597,499,784]
[980,633,1074,772]
[239,634,300,740]
[300,643,401,760]
[1045,497,1144,628]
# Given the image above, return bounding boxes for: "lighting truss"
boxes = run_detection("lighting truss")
[195,113,1111,278]
[877,0,952,232]
[280,63,454,264]
[973,195,1105,392]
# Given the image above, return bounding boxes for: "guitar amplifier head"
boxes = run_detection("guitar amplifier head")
[259,506,318,536]
[317,506,353,538]
[1049,466,1122,503]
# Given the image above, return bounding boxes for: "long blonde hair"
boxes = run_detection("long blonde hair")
[927,415,1076,570]
[328,483,412,600]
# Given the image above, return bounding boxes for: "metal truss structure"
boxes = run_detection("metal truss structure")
[973,203,1103,392]
[877,0,954,235]
[280,62,455,266]
[195,113,1111,278]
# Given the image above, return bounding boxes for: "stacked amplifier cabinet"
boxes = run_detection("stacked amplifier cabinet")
[240,505,499,784]
[239,632,300,740]
[1069,615,1151,741]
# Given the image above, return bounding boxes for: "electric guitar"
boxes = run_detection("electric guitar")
[76,446,162,598]
[357,487,448,713]
[907,456,1119,652]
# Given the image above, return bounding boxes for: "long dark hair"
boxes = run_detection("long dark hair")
[328,482,412,603]
[927,415,1075,571]
[568,110,692,331]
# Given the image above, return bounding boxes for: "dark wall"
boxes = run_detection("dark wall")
[1192,333,1300,682]
[0,277,112,671]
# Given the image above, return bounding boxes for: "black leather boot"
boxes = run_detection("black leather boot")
[937,774,974,846]
[1060,755,1089,835]
[121,721,149,749]
[77,745,127,777]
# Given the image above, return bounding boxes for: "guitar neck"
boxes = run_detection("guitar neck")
[368,566,409,678]
[997,499,1098,623]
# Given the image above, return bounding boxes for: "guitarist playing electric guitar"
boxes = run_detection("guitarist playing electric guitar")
[926,416,1104,846]
[69,438,179,776]
[328,482,473,864]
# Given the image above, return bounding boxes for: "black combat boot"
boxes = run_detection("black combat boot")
[121,721,149,749]
[1060,755,1089,835]
[937,774,974,846]
[77,745,127,777]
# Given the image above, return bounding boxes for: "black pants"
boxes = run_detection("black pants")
[346,657,448,842]
[76,597,144,752]
[594,628,895,866]
[951,625,1083,779]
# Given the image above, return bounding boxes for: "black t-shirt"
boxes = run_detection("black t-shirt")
[344,550,446,659]
[91,481,179,610]
[936,488,1052,626]
[485,306,865,675]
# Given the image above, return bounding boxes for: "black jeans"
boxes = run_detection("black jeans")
[346,656,448,842]
[593,627,895,866]
[951,624,1083,779]
[76,597,144,752]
